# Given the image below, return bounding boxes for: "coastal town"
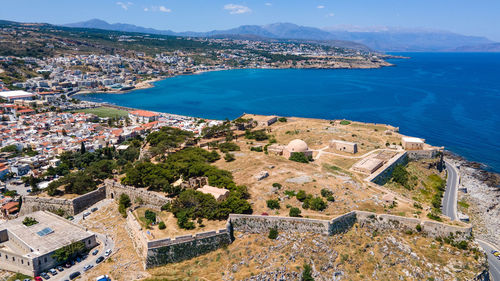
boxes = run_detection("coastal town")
[0,18,498,281]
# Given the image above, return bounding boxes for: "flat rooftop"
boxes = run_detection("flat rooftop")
[0,211,94,257]
[402,137,424,143]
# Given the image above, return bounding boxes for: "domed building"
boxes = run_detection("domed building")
[283,139,313,158]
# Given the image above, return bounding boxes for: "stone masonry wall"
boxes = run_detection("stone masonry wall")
[355,211,472,241]
[20,186,106,216]
[229,214,332,235]
[369,152,408,185]
[105,179,171,208]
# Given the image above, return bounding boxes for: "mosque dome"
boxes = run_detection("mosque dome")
[286,139,309,152]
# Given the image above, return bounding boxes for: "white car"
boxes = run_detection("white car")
[83,264,94,272]
[105,249,112,256]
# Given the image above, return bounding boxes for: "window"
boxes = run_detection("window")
[44,257,47,263]
[21,259,23,264]
[12,257,14,261]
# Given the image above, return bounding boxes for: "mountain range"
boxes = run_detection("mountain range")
[65,19,498,52]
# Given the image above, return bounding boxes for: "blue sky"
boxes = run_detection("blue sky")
[0,0,499,41]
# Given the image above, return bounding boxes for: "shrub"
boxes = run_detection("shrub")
[416,224,422,232]
[266,199,280,210]
[224,152,235,162]
[289,207,301,217]
[427,212,442,222]
[272,183,282,189]
[340,120,351,125]
[456,240,468,250]
[144,210,157,224]
[278,117,287,122]
[320,188,333,198]
[158,221,166,230]
[22,217,38,226]
[296,190,307,201]
[268,227,278,239]
[250,146,263,152]
[326,195,335,202]
[392,164,409,186]
[308,197,327,211]
[301,264,314,281]
[289,152,309,163]
[118,193,131,217]
[218,142,240,153]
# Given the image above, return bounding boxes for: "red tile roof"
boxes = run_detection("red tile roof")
[129,110,159,118]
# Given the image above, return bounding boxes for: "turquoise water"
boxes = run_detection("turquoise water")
[75,53,500,173]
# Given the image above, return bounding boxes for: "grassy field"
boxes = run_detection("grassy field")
[74,106,129,118]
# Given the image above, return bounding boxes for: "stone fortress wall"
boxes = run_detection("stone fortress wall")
[126,209,472,269]
[104,179,171,209]
[20,186,106,216]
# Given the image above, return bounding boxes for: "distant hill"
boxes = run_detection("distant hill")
[451,43,500,52]
[65,19,497,52]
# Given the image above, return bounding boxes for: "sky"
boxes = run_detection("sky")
[0,0,499,41]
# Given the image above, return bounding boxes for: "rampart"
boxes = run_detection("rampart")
[104,179,171,208]
[367,151,408,185]
[20,186,106,216]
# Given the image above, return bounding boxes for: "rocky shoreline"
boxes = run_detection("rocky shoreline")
[444,151,500,247]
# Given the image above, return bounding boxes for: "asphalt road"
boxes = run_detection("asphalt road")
[443,161,500,281]
[477,240,500,281]
[442,161,458,220]
[48,232,114,281]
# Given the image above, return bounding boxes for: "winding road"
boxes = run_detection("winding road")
[443,160,500,280]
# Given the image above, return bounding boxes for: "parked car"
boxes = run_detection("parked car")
[64,262,71,268]
[34,277,43,281]
[96,275,111,281]
[69,271,81,280]
[57,266,64,271]
[84,264,94,271]
[96,256,104,263]
[49,268,57,275]
[67,216,74,221]
[40,272,50,279]
[494,252,500,257]
[83,211,91,217]
[105,249,112,256]
[76,257,81,263]
[92,249,99,255]
[91,207,98,212]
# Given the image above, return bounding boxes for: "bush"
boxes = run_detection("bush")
[224,152,235,162]
[268,227,278,239]
[427,212,442,222]
[296,190,307,201]
[144,210,157,224]
[22,217,38,226]
[158,221,166,230]
[340,120,351,125]
[326,195,335,202]
[392,164,409,187]
[250,146,263,152]
[301,264,314,281]
[272,183,282,189]
[118,194,131,217]
[416,224,422,232]
[278,117,287,122]
[289,207,301,217]
[308,197,327,211]
[289,152,309,163]
[219,142,240,153]
[266,199,280,210]
[320,188,333,198]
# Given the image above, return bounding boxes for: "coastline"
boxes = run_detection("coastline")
[72,58,398,96]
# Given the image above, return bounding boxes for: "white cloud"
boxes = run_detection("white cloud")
[317,5,325,9]
[159,6,171,13]
[116,1,133,11]
[327,12,335,17]
[144,6,171,13]
[265,2,272,6]
[224,4,251,14]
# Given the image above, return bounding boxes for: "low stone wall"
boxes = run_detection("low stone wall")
[146,226,232,268]
[355,211,472,240]
[229,214,331,235]
[368,152,408,185]
[105,179,171,208]
[329,211,357,235]
[20,187,106,216]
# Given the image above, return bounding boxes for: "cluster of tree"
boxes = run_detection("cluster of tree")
[51,241,87,263]
[245,129,269,141]
[146,127,194,157]
[22,217,38,226]
[118,193,131,217]
[295,190,327,211]
[144,210,157,224]
[320,188,335,202]
[429,174,446,214]
[0,145,38,158]
[218,142,240,153]
[289,152,311,163]
[167,185,252,229]
[266,199,280,210]
[391,164,410,189]
[202,121,232,139]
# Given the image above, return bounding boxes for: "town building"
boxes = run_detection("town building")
[282,139,313,159]
[197,185,230,201]
[128,110,159,124]
[0,211,97,276]
[402,137,425,150]
[352,158,384,174]
[329,140,358,154]
[0,91,35,101]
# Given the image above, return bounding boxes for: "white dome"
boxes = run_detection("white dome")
[286,139,309,152]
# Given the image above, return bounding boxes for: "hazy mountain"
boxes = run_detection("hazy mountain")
[65,19,497,52]
[451,43,500,52]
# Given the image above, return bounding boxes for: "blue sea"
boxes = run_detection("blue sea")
[74,53,500,173]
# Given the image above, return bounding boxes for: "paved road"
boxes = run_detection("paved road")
[443,161,500,280]
[442,161,458,220]
[50,232,114,281]
[477,240,500,281]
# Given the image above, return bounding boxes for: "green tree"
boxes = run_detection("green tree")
[301,264,314,281]
[118,193,131,217]
[268,227,278,239]
[80,142,86,154]
[52,241,86,263]
[296,190,307,202]
[289,207,301,217]
[289,152,309,163]
[392,164,409,186]
[266,199,280,210]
